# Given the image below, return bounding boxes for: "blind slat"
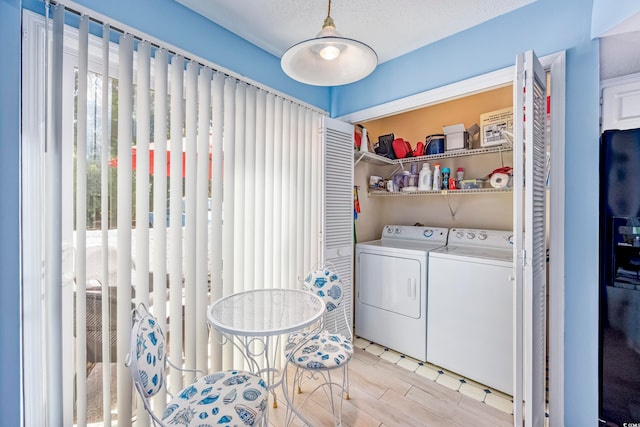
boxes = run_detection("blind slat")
[47,6,65,426]
[196,67,212,372]
[116,32,134,426]
[135,41,151,311]
[184,60,199,384]
[168,54,184,394]
[264,94,275,292]
[100,22,113,427]
[243,87,257,295]
[221,78,236,370]
[272,97,283,294]
[280,101,292,290]
[151,47,169,412]
[75,13,89,426]
[209,72,225,372]
[233,82,246,369]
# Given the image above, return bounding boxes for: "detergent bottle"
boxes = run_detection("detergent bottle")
[418,163,432,191]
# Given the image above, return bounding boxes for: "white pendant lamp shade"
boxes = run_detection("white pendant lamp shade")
[281,1,377,86]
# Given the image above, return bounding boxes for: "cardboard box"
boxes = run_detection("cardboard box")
[480,107,513,147]
[443,123,469,151]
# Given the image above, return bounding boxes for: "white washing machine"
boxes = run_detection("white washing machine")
[427,228,514,395]
[355,225,449,361]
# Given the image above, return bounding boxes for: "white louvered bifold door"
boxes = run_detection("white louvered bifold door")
[513,50,548,427]
[322,117,354,336]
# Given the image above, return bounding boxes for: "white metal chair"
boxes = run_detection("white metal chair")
[126,303,268,426]
[283,264,353,426]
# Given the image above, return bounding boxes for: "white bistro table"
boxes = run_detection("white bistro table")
[207,288,325,424]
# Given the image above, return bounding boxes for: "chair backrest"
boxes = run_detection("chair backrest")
[127,303,167,400]
[303,264,352,338]
[303,266,344,313]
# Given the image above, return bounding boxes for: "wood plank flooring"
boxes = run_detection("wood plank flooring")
[268,347,513,427]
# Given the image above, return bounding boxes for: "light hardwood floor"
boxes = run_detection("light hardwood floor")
[267,347,514,427]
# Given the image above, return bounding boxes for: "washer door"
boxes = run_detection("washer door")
[357,251,423,319]
[427,254,513,394]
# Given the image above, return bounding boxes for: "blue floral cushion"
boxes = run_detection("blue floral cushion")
[129,306,267,426]
[162,370,268,426]
[284,330,353,370]
[131,312,167,397]
[304,269,343,312]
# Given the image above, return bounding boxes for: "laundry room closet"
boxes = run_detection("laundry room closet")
[351,83,520,396]
[353,84,516,242]
[345,50,562,426]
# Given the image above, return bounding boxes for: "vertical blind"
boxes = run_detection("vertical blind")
[47,4,324,425]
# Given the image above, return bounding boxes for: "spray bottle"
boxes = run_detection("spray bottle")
[432,164,441,191]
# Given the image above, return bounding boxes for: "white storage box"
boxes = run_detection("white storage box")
[443,123,469,151]
[480,107,513,147]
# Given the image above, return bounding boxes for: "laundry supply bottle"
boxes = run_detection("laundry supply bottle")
[441,167,450,190]
[432,164,441,190]
[360,127,369,152]
[456,167,464,189]
[418,163,432,191]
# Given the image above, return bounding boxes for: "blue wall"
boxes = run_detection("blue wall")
[1,0,603,425]
[0,0,22,426]
[591,0,640,38]
[332,0,597,117]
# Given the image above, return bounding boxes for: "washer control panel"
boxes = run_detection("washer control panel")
[382,225,449,243]
[448,228,513,249]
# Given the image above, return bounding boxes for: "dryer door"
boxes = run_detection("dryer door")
[357,251,423,318]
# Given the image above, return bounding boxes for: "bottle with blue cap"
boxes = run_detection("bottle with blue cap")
[441,167,450,190]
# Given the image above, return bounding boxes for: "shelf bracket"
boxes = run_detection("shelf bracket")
[386,164,403,179]
[444,192,458,220]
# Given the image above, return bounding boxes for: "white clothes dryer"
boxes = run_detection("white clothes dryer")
[427,228,514,395]
[355,225,449,361]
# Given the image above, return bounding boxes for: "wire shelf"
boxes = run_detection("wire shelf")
[368,187,512,197]
[354,143,512,167]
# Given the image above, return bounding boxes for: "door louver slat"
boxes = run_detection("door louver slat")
[323,119,354,337]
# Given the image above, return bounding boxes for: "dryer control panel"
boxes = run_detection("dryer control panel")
[381,225,449,243]
[448,228,513,249]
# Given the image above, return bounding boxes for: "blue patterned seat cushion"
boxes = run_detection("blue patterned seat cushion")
[304,269,343,312]
[284,330,353,370]
[130,308,267,426]
[131,312,167,397]
[162,370,268,426]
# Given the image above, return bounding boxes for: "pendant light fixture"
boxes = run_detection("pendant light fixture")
[281,0,378,86]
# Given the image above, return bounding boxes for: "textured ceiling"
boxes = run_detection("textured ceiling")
[176,0,537,64]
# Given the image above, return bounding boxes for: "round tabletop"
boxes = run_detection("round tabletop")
[208,288,325,336]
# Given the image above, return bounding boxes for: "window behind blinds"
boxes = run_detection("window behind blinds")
[35,6,324,425]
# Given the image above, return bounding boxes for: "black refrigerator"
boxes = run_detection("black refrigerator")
[600,128,640,426]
